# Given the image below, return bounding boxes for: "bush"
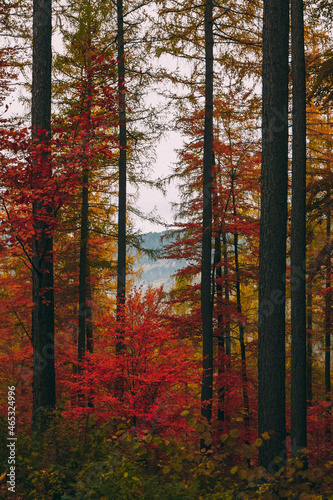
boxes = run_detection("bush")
[1,412,332,499]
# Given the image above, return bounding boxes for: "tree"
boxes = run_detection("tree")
[31,0,56,430]
[200,0,214,435]
[291,0,307,458]
[115,0,127,383]
[258,0,289,468]
[63,288,200,438]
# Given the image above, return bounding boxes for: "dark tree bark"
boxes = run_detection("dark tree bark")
[116,0,126,319]
[325,210,331,397]
[78,168,89,366]
[307,284,313,406]
[31,0,56,431]
[77,63,93,406]
[233,231,250,432]
[218,232,231,428]
[115,0,127,396]
[232,191,250,434]
[86,261,93,408]
[223,232,231,361]
[215,230,225,425]
[290,0,307,458]
[325,209,331,442]
[258,0,289,469]
[86,261,93,356]
[200,0,214,436]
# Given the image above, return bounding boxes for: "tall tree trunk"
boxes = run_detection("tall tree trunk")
[86,262,93,407]
[200,0,214,438]
[325,208,331,442]
[258,0,289,469]
[31,0,56,431]
[77,62,93,405]
[78,168,89,368]
[307,284,313,406]
[222,232,231,428]
[77,165,90,405]
[212,167,225,426]
[291,0,307,458]
[86,260,93,356]
[223,232,231,360]
[115,0,127,396]
[215,230,225,425]
[232,188,250,433]
[233,226,250,433]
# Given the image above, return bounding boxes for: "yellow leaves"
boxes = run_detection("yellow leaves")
[238,469,247,480]
[229,428,240,439]
[295,458,305,469]
[201,430,212,447]
[220,433,229,443]
[186,413,197,427]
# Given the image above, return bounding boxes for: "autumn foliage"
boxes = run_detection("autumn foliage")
[1,0,333,498]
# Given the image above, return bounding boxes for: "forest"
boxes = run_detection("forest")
[0,0,333,498]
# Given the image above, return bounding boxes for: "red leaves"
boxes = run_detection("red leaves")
[63,288,200,437]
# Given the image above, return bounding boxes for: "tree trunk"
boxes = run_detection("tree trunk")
[325,208,331,442]
[222,232,231,428]
[291,0,307,458]
[215,230,225,425]
[223,232,231,360]
[86,261,93,408]
[200,0,214,439]
[86,260,93,356]
[258,0,289,469]
[115,0,127,397]
[31,0,56,431]
[77,61,93,405]
[233,227,250,433]
[231,187,250,433]
[307,284,313,406]
[78,169,89,367]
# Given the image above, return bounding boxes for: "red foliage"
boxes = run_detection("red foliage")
[62,288,201,438]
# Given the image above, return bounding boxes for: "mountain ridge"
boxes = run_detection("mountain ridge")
[133,231,186,290]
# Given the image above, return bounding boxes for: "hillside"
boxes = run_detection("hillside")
[133,231,186,290]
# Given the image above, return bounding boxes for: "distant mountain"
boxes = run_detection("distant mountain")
[133,231,186,290]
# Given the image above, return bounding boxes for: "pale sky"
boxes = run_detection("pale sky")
[132,131,183,234]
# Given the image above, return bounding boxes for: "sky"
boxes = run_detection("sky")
[131,130,184,234]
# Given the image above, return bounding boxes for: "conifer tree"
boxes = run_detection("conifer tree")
[291,0,307,458]
[31,0,56,431]
[116,0,127,365]
[258,0,289,468]
[200,0,214,433]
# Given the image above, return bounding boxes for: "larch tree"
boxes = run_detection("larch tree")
[31,0,56,430]
[291,0,307,458]
[200,0,214,434]
[116,0,127,364]
[258,0,289,468]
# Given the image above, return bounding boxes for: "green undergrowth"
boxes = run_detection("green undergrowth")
[1,412,333,499]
